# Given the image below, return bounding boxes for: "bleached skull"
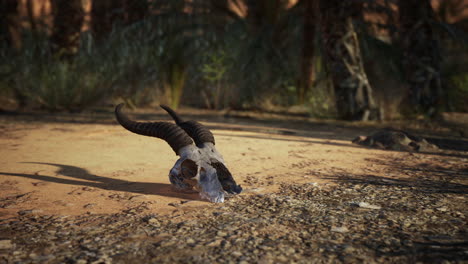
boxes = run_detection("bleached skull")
[115,104,242,203]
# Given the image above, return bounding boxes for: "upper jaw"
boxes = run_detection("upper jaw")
[197,166,226,203]
[199,191,225,203]
[175,145,237,203]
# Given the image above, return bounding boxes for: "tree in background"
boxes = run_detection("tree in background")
[2,0,462,116]
[297,0,319,104]
[0,0,21,50]
[91,0,149,41]
[398,0,442,116]
[320,0,379,120]
[25,0,37,35]
[125,0,149,25]
[50,0,84,58]
[227,0,302,106]
[244,0,290,33]
[91,0,125,40]
[0,0,25,108]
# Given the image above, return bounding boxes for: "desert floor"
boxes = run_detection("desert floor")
[1,108,467,263]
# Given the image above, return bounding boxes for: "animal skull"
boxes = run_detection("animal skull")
[115,104,242,203]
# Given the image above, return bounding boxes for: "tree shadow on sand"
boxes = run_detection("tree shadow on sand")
[2,109,468,159]
[0,162,201,201]
[319,159,468,194]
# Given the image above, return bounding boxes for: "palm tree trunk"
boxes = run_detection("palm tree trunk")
[297,0,318,104]
[245,0,287,33]
[25,0,37,33]
[50,0,84,59]
[0,0,21,50]
[320,0,379,121]
[1,0,25,107]
[245,0,264,34]
[398,0,442,116]
[91,0,125,40]
[124,0,149,25]
[91,0,146,41]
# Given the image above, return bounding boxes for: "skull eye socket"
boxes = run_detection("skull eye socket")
[181,159,198,179]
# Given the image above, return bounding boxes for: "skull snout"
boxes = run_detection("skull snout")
[228,184,243,194]
[198,168,225,203]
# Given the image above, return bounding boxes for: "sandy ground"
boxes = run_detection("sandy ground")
[1,108,467,220]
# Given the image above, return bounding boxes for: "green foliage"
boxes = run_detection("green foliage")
[163,61,186,110]
[0,22,163,110]
[449,74,468,112]
[199,50,228,109]
[201,51,227,83]
[0,0,329,113]
[223,3,303,108]
[2,0,466,118]
[442,37,468,113]
[20,61,107,111]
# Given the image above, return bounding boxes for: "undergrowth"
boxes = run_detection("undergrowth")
[0,1,466,118]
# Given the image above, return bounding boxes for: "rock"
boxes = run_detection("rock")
[18,209,43,215]
[206,239,222,247]
[129,195,147,201]
[83,203,96,209]
[355,202,381,210]
[216,231,227,237]
[0,240,13,249]
[243,187,265,193]
[343,245,355,253]
[31,182,48,186]
[352,129,438,152]
[437,207,448,212]
[284,247,296,254]
[276,255,288,262]
[331,226,349,233]
[148,218,159,225]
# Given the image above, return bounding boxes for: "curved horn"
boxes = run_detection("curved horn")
[160,105,215,146]
[115,104,193,155]
[159,104,183,124]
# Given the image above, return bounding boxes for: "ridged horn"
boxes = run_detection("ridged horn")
[115,104,193,155]
[160,105,215,146]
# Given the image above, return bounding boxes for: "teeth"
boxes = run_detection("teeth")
[214,195,225,203]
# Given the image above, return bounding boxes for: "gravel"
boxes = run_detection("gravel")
[1,179,466,264]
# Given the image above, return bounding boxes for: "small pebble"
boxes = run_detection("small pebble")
[356,202,381,210]
[331,226,349,233]
[0,240,13,250]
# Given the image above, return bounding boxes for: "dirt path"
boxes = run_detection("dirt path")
[0,110,387,218]
[0,109,467,263]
